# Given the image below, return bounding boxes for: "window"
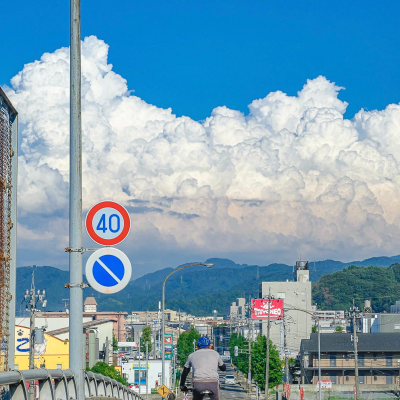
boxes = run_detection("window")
[329,355,336,367]
[386,354,392,367]
[374,375,377,381]
[359,374,365,384]
[330,374,337,384]
[14,364,18,370]
[277,292,286,299]
[346,375,349,381]
[358,353,364,367]
[57,364,62,369]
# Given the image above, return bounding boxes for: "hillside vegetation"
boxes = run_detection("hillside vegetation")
[15,256,400,316]
[313,263,400,312]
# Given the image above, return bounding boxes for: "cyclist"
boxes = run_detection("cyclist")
[180,337,226,400]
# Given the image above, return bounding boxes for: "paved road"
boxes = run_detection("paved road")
[219,362,250,400]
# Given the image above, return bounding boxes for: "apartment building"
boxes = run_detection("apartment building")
[300,333,400,385]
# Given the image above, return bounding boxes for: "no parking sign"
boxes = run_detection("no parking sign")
[85,247,132,294]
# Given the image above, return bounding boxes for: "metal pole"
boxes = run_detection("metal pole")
[161,262,213,386]
[248,314,252,393]
[69,0,84,398]
[162,281,165,386]
[265,288,271,400]
[318,318,321,400]
[178,309,181,339]
[146,341,149,400]
[28,273,35,400]
[284,311,288,397]
[139,336,141,395]
[353,300,359,400]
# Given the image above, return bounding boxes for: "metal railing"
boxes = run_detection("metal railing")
[0,368,144,399]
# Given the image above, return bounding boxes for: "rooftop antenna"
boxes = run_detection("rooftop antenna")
[62,299,69,314]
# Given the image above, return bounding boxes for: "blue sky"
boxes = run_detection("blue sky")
[2,1,400,121]
[4,1,400,276]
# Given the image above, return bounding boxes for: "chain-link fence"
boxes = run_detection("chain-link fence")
[0,89,16,372]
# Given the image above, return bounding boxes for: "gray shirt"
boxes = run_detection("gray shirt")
[184,349,224,381]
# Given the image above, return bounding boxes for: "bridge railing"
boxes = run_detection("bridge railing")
[0,368,144,399]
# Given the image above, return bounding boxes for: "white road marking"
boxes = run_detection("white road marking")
[97,258,121,283]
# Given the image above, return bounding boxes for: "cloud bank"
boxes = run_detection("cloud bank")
[5,36,400,272]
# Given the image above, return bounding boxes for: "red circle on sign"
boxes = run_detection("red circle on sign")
[85,201,131,246]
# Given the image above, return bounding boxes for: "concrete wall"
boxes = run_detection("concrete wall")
[260,281,312,357]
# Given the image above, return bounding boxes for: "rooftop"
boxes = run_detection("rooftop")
[301,333,400,353]
[84,297,98,306]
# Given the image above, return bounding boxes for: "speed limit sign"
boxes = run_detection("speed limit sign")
[85,201,131,246]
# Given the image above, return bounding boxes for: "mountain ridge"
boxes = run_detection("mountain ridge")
[16,255,400,316]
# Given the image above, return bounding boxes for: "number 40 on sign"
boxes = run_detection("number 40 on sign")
[85,201,131,246]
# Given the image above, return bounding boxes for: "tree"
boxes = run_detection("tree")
[334,325,344,333]
[229,333,283,391]
[112,332,118,351]
[177,326,201,367]
[87,362,128,386]
[251,335,283,390]
[140,325,153,353]
[312,325,318,333]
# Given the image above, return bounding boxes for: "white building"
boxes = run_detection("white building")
[122,359,171,393]
[84,297,98,313]
[259,261,312,357]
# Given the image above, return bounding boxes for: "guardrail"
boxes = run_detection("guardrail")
[0,368,144,399]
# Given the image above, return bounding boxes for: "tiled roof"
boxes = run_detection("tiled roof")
[84,297,98,306]
[301,333,400,353]
[47,319,116,336]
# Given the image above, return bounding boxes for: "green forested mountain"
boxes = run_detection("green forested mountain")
[313,263,400,312]
[15,256,400,316]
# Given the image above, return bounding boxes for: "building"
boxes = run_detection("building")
[362,313,400,333]
[14,325,69,370]
[311,306,347,333]
[229,298,246,319]
[259,261,312,357]
[84,297,98,313]
[390,301,400,313]
[35,308,128,342]
[122,359,172,393]
[300,333,400,385]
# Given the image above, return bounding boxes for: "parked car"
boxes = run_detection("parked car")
[224,375,236,385]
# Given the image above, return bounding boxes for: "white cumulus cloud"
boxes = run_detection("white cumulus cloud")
[5,36,400,272]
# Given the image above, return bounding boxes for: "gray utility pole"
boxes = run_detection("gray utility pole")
[349,300,360,400]
[265,288,271,400]
[24,272,46,400]
[69,0,84,399]
[161,263,214,386]
[283,311,288,396]
[317,318,321,400]
[139,336,141,395]
[248,314,252,393]
[146,342,149,400]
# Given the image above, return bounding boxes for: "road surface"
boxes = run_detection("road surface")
[219,362,250,400]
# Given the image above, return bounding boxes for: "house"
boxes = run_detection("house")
[300,333,400,385]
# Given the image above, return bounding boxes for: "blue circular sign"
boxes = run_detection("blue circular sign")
[85,248,132,294]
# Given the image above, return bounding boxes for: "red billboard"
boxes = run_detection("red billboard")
[252,299,283,319]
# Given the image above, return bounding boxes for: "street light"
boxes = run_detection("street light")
[161,262,214,387]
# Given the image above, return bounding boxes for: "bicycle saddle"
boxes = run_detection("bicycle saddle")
[200,390,214,395]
